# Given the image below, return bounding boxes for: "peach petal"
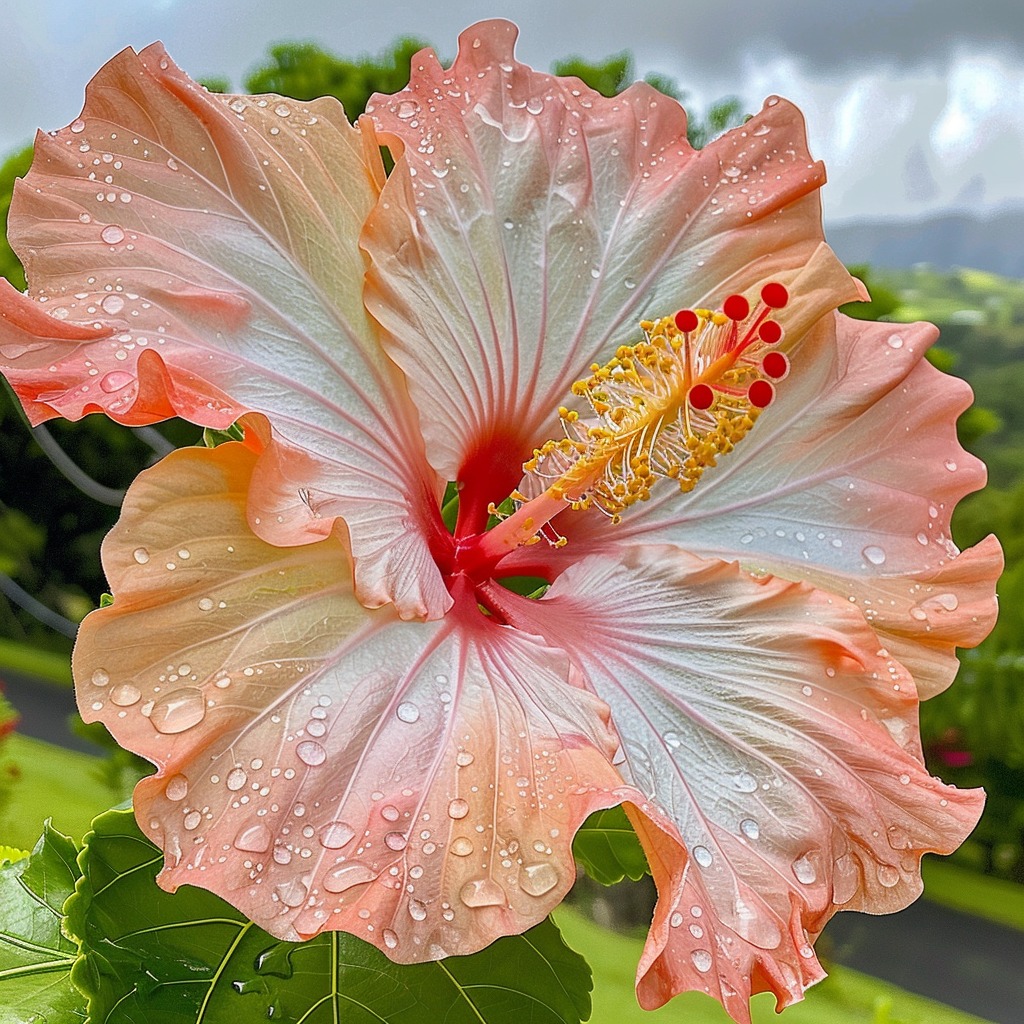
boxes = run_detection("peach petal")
[511,546,982,1015]
[2,45,443,618]
[596,313,1001,696]
[363,19,860,484]
[74,442,634,956]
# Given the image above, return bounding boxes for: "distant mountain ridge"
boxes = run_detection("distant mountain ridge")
[827,206,1024,279]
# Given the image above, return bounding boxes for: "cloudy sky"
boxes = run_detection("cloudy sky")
[4,0,1024,224]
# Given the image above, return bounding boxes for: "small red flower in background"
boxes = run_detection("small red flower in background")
[0,20,1001,1023]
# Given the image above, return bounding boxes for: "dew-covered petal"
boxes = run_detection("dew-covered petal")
[73,441,634,957]
[590,313,1001,697]
[512,545,983,1017]
[363,19,859,491]
[1,45,445,618]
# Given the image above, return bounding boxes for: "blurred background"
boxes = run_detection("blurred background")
[0,3,1022,1022]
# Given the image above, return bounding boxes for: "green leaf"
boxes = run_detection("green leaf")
[0,822,87,1022]
[572,806,649,885]
[67,807,593,1023]
[200,421,245,448]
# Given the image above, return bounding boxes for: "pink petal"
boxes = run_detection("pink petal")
[1,46,444,617]
[511,545,983,1016]
[74,441,634,957]
[589,313,1002,696]
[363,19,861,505]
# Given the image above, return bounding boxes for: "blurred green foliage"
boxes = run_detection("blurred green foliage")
[244,37,429,118]
[0,38,1021,884]
[0,146,31,291]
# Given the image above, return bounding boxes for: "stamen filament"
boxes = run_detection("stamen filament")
[466,282,791,566]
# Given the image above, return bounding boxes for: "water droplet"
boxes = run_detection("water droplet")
[274,103,290,117]
[273,847,292,865]
[198,597,215,611]
[456,751,474,766]
[460,878,505,908]
[898,772,911,785]
[663,731,681,750]
[296,741,326,766]
[934,592,959,611]
[887,825,912,850]
[385,831,408,851]
[623,278,636,290]
[945,460,957,472]
[408,898,427,921]
[274,878,308,907]
[670,911,683,927]
[689,923,704,938]
[503,218,515,230]
[739,532,754,545]
[792,852,818,884]
[149,687,206,734]
[450,837,474,857]
[396,701,420,723]
[324,862,376,893]
[520,862,558,896]
[100,224,125,245]
[226,767,247,791]
[732,772,758,793]
[887,334,904,349]
[740,819,759,840]
[723,166,741,178]
[91,668,110,686]
[183,810,202,830]
[690,949,712,973]
[862,545,887,566]
[110,683,141,707]
[165,774,188,801]
[692,845,713,868]
[799,944,815,959]
[133,547,150,564]
[383,928,398,949]
[877,864,900,888]
[234,823,271,852]
[100,294,125,315]
[319,822,355,849]
[70,119,85,134]
[379,804,400,822]
[100,371,135,393]
[916,532,929,546]
[448,798,469,819]
[910,605,928,621]
[396,100,418,119]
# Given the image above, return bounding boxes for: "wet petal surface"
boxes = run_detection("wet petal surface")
[364,20,860,489]
[577,313,1001,696]
[1,45,445,617]
[74,442,634,957]
[513,545,983,1017]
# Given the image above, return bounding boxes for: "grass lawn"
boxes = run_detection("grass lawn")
[554,905,995,1024]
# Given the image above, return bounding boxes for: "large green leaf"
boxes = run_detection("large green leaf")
[572,806,649,886]
[67,808,593,1023]
[0,822,87,1023]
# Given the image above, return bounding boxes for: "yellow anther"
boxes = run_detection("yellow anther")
[514,293,783,523]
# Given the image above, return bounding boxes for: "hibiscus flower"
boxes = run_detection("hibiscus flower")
[0,19,1001,1022]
